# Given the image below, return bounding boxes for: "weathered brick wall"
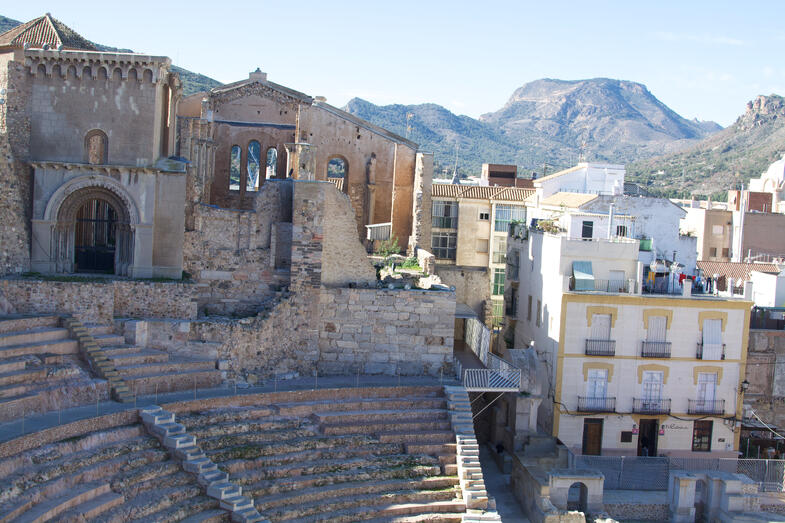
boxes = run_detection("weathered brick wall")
[113,281,198,320]
[182,181,292,316]
[0,55,32,276]
[318,288,455,376]
[745,329,785,428]
[0,278,199,323]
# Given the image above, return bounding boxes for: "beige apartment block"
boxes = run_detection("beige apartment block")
[506,225,752,458]
[431,184,531,324]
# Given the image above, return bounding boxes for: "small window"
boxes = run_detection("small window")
[709,247,717,257]
[433,201,459,229]
[476,239,489,253]
[615,225,627,237]
[432,231,457,260]
[492,268,505,296]
[527,295,532,322]
[582,221,593,239]
[692,420,713,452]
[85,130,108,165]
[722,248,729,258]
[492,301,504,328]
[495,204,526,232]
[479,212,490,221]
[621,431,633,443]
[229,145,241,191]
[536,299,542,327]
[247,141,261,191]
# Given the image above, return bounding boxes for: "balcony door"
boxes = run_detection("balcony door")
[591,314,611,340]
[697,372,717,409]
[702,319,723,359]
[586,369,608,410]
[647,316,667,343]
[641,371,664,411]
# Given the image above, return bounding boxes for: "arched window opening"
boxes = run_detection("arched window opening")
[327,157,347,178]
[266,147,278,179]
[85,130,108,165]
[229,145,241,191]
[567,482,589,513]
[75,198,117,273]
[247,140,261,191]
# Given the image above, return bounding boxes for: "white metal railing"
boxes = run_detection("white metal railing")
[365,222,392,241]
[463,367,522,392]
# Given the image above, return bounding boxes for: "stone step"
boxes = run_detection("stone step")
[140,494,224,523]
[100,345,146,356]
[123,368,223,394]
[0,338,79,358]
[275,396,446,417]
[83,323,115,336]
[0,327,69,347]
[314,408,448,425]
[176,444,207,461]
[189,419,303,439]
[321,418,451,436]
[140,405,174,425]
[200,427,319,450]
[366,513,464,523]
[219,494,253,512]
[0,391,40,417]
[231,506,267,523]
[57,491,125,520]
[92,334,126,347]
[198,469,229,487]
[255,476,459,512]
[0,381,33,399]
[405,443,456,456]
[0,315,60,334]
[181,508,231,523]
[379,431,456,445]
[0,356,28,374]
[116,359,215,377]
[207,481,242,500]
[268,488,461,521]
[0,367,46,386]
[164,434,197,450]
[151,422,186,438]
[184,456,218,474]
[106,349,170,365]
[15,482,110,523]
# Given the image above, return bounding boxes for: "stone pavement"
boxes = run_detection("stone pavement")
[478,445,530,522]
[0,374,460,444]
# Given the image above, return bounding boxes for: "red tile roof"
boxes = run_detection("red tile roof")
[0,14,96,51]
[431,184,534,202]
[696,261,780,289]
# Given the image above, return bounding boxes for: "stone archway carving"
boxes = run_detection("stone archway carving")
[43,176,140,276]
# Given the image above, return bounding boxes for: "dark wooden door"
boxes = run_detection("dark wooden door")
[637,419,659,456]
[582,419,603,455]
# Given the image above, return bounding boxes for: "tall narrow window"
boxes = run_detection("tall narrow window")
[590,314,612,340]
[646,316,667,342]
[492,268,505,296]
[432,201,458,229]
[85,130,108,165]
[692,420,713,452]
[697,373,717,407]
[494,204,526,232]
[247,141,261,191]
[701,319,723,360]
[582,221,594,239]
[492,238,507,264]
[229,145,241,191]
[641,371,664,411]
[586,369,609,410]
[266,147,278,179]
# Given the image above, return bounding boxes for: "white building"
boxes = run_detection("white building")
[505,224,751,458]
[748,154,785,213]
[532,162,625,200]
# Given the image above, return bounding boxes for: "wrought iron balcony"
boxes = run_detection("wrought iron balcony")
[688,399,725,415]
[585,339,616,356]
[578,396,616,413]
[641,341,671,358]
[696,343,726,360]
[633,398,671,414]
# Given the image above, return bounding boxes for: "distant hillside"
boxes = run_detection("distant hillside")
[0,14,221,96]
[627,95,785,197]
[344,78,722,177]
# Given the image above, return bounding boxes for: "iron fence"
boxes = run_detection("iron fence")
[569,454,785,493]
[632,398,671,415]
[688,399,725,415]
[577,396,616,413]
[696,342,726,360]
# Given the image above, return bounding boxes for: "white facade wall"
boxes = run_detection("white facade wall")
[535,163,625,199]
[750,271,785,307]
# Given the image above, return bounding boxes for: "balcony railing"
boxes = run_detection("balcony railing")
[585,339,616,356]
[688,399,725,415]
[641,341,672,358]
[569,278,631,293]
[365,222,392,241]
[578,396,617,413]
[633,398,672,414]
[696,343,726,360]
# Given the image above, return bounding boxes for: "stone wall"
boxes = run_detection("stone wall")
[0,278,198,324]
[436,265,490,318]
[416,248,436,276]
[0,54,32,276]
[745,329,785,428]
[318,287,455,376]
[182,181,292,316]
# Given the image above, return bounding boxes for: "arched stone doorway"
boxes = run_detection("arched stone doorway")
[567,482,589,512]
[51,186,134,276]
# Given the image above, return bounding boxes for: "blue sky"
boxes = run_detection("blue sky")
[5,1,784,126]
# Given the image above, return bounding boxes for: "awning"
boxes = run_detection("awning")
[572,261,594,291]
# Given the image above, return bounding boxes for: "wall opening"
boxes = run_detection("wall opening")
[266,147,278,179]
[247,140,261,192]
[84,130,108,165]
[75,198,117,273]
[567,482,589,513]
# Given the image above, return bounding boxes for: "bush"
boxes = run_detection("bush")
[375,236,401,258]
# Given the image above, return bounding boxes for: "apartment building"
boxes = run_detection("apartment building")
[506,223,751,458]
[431,184,531,324]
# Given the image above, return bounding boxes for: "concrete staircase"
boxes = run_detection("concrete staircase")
[140,405,267,523]
[0,314,99,421]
